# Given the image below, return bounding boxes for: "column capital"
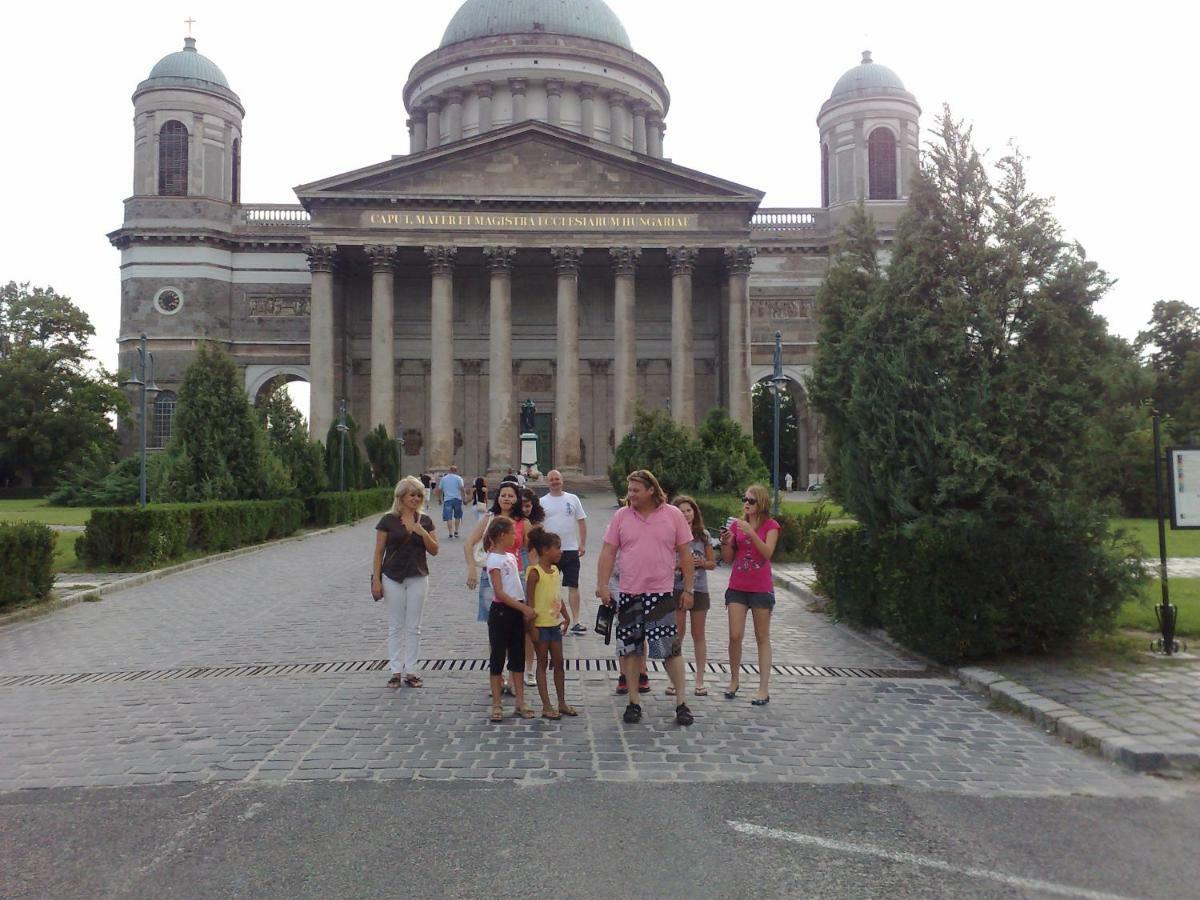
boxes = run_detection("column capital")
[578,82,599,100]
[551,246,584,275]
[609,246,642,275]
[631,100,650,116]
[607,89,628,108]
[365,244,400,272]
[483,245,516,273]
[508,77,528,95]
[473,81,495,98]
[723,245,757,275]
[444,89,464,105]
[304,244,338,273]
[667,246,698,275]
[424,245,457,274]
[545,79,564,97]
[647,112,664,127]
[421,95,442,113]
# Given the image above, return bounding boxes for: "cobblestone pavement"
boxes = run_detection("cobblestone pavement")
[0,504,1182,797]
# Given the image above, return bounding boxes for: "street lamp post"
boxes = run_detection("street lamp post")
[770,330,787,517]
[336,399,349,492]
[395,420,405,479]
[120,333,160,507]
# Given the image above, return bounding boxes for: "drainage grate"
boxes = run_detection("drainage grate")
[0,659,933,688]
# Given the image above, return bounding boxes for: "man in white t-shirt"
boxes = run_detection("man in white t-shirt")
[436,465,465,539]
[540,469,589,634]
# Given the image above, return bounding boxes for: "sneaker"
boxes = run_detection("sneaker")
[638,673,651,694]
[570,623,587,635]
[524,670,537,688]
[675,703,694,726]
[622,703,643,724]
[616,674,629,695]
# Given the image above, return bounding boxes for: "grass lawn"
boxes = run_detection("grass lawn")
[1117,577,1200,638]
[52,531,85,573]
[0,499,92,527]
[1111,518,1200,558]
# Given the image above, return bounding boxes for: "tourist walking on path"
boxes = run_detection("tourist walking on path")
[596,469,696,726]
[667,495,715,697]
[525,527,578,719]
[471,476,489,524]
[466,482,526,695]
[719,483,780,705]
[372,476,439,689]
[540,469,589,636]
[437,465,465,539]
[484,517,536,721]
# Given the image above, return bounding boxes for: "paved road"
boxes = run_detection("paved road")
[3,500,1199,896]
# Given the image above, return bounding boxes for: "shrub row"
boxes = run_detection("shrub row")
[307,488,394,528]
[0,522,55,611]
[78,499,305,569]
[693,495,831,562]
[811,521,1143,663]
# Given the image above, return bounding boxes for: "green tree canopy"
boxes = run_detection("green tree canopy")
[0,282,125,487]
[257,387,327,498]
[699,407,769,495]
[609,406,709,499]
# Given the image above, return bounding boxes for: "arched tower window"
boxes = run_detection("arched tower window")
[158,121,189,196]
[821,143,830,208]
[231,138,241,204]
[150,391,177,449]
[868,127,897,200]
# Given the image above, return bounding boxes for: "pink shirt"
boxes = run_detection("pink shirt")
[728,518,781,593]
[603,503,693,595]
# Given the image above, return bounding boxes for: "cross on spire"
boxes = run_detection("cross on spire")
[184,17,196,36]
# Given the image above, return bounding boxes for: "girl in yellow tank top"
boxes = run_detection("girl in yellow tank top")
[525,527,577,719]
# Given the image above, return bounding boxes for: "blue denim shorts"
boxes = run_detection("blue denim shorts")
[536,626,563,643]
[477,572,493,622]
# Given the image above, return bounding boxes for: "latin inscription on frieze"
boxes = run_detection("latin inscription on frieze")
[248,295,311,317]
[363,210,699,231]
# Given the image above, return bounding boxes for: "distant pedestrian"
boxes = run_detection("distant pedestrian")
[667,495,715,697]
[438,464,465,538]
[784,472,794,492]
[526,526,577,719]
[471,476,489,523]
[484,516,536,721]
[372,476,438,690]
[719,483,780,705]
[540,469,589,636]
[420,471,433,507]
[596,469,696,726]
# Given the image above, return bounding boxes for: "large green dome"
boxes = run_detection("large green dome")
[146,37,230,89]
[440,0,632,50]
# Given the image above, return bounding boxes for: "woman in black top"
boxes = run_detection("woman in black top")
[372,475,438,688]
[471,477,489,516]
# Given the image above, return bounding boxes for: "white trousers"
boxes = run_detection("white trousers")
[384,574,428,676]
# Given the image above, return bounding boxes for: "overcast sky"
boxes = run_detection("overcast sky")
[1,0,1191,372]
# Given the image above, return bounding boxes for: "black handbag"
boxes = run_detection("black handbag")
[594,603,615,644]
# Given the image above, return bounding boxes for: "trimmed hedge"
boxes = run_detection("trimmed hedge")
[78,499,304,569]
[811,521,1143,663]
[0,521,55,610]
[307,488,393,528]
[694,495,831,562]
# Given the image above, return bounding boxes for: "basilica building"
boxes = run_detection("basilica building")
[110,0,921,484]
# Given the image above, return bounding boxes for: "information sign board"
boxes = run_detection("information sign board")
[1167,447,1200,530]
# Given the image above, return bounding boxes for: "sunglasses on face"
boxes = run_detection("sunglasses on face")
[741,497,758,505]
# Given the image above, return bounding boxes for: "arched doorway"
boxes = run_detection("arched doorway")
[245,365,310,425]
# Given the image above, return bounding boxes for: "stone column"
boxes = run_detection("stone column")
[646,115,663,157]
[607,91,627,147]
[551,247,584,474]
[412,110,428,153]
[631,102,649,154]
[306,245,338,442]
[579,84,597,138]
[723,246,756,433]
[483,246,516,477]
[364,245,398,433]
[475,82,494,133]
[510,78,527,124]
[425,246,456,471]
[546,80,564,127]
[610,247,641,442]
[668,247,698,429]
[425,99,442,149]
[445,90,464,143]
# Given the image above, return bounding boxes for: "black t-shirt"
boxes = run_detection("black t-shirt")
[376,513,435,582]
[471,484,488,504]
[419,474,431,489]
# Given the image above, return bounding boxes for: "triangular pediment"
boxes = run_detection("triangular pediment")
[295,122,763,207]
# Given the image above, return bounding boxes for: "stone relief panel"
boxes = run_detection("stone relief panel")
[247,293,311,317]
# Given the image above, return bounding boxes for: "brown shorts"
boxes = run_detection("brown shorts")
[673,589,711,612]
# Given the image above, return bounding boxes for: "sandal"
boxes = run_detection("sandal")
[665,685,677,696]
[723,684,740,700]
[694,686,709,696]
[489,704,504,722]
[541,707,562,720]
[386,674,403,689]
[404,674,423,688]
[517,706,537,719]
[558,705,579,717]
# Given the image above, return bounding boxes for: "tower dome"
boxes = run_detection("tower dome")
[440,0,632,50]
[144,37,233,92]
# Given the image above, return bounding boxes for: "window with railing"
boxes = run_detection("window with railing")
[158,121,189,196]
[868,128,897,200]
[821,143,830,207]
[150,391,177,449]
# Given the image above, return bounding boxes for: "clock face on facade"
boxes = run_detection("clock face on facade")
[154,287,183,315]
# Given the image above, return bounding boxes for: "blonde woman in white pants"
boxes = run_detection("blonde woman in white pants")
[372,476,438,688]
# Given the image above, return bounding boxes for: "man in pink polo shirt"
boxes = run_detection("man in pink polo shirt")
[596,469,696,726]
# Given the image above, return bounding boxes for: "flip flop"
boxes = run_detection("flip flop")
[558,705,579,717]
[541,708,562,720]
[517,706,537,719]
[723,686,739,699]
[694,686,709,696]
[665,685,677,696]
[489,705,504,722]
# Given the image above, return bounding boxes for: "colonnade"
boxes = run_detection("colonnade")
[306,243,755,475]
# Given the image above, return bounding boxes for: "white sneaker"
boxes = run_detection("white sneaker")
[524,671,537,687]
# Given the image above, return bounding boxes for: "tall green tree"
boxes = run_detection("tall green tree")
[751,380,800,490]
[363,424,400,487]
[324,411,367,492]
[257,387,327,498]
[160,343,287,501]
[698,407,769,494]
[609,406,708,499]
[1135,299,1200,432]
[0,282,125,487]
